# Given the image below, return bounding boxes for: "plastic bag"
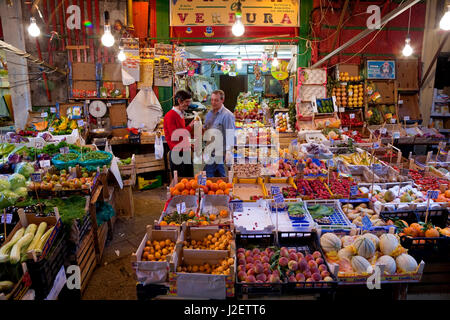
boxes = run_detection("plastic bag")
[154,135,164,160]
[127,88,162,131]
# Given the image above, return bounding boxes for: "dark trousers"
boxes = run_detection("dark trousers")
[169,150,193,178]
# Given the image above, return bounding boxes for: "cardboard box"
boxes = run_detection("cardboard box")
[375,81,395,104]
[109,103,127,127]
[396,58,419,90]
[103,63,122,81]
[398,93,421,120]
[72,63,96,81]
[131,226,180,285]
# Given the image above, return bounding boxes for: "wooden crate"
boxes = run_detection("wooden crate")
[97,222,109,262]
[135,153,165,174]
[397,58,419,90]
[76,228,97,294]
[278,132,298,148]
[119,154,136,187]
[114,185,135,219]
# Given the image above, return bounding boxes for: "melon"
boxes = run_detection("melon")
[351,256,373,274]
[376,255,396,274]
[352,237,376,259]
[379,233,399,256]
[337,246,355,261]
[341,235,355,247]
[396,254,418,273]
[320,233,342,253]
[361,233,380,249]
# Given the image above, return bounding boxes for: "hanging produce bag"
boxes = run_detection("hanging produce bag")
[78,151,113,171]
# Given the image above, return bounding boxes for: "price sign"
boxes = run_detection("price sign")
[327,159,334,168]
[60,147,69,154]
[393,131,400,139]
[41,112,48,118]
[31,172,42,182]
[352,131,358,136]
[341,82,347,86]
[350,185,359,196]
[380,128,387,134]
[1,214,12,224]
[106,102,112,107]
[390,119,396,124]
[373,142,380,149]
[274,193,285,204]
[348,91,353,96]
[233,201,244,212]
[339,107,345,113]
[49,127,55,132]
[85,100,90,104]
[50,107,56,113]
[362,216,373,230]
[271,186,281,196]
[77,120,84,127]
[398,100,404,105]
[39,160,51,168]
[350,113,355,119]
[427,190,439,200]
[176,202,186,214]
[343,127,348,132]
[404,116,410,121]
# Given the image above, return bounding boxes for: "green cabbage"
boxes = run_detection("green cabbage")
[1,190,19,204]
[14,187,28,198]
[0,179,10,191]
[8,173,26,190]
[14,162,35,178]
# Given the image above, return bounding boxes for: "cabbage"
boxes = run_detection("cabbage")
[0,193,12,209]
[0,179,10,191]
[14,187,28,198]
[2,190,19,204]
[14,162,35,179]
[8,173,26,190]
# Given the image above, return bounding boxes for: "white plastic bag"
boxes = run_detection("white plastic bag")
[127,88,162,130]
[154,135,164,160]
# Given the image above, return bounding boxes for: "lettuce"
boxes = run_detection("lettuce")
[14,162,35,178]
[14,187,28,198]
[2,190,19,204]
[0,179,10,191]
[8,173,26,190]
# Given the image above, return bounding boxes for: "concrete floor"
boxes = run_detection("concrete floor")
[82,187,167,300]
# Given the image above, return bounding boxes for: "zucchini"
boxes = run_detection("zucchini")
[24,223,37,236]
[35,226,54,254]
[9,233,34,264]
[26,222,47,253]
[0,280,14,292]
[0,228,25,263]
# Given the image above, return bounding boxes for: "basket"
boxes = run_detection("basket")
[27,234,68,300]
[268,200,314,232]
[400,235,449,263]
[305,200,354,231]
[51,150,80,170]
[78,150,113,171]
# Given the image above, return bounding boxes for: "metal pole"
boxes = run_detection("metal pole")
[311,0,422,69]
[0,40,67,75]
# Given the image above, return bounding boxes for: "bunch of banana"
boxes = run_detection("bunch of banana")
[69,120,77,130]
[339,151,380,166]
[58,117,69,131]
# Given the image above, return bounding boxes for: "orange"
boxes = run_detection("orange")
[217,179,224,185]
[208,190,215,195]
[165,239,172,246]
[219,182,227,191]
[185,182,192,190]
[162,248,169,255]
[201,186,209,193]
[188,210,195,218]
[155,252,161,259]
[159,241,166,248]
[190,189,196,195]
[176,183,185,192]
[181,178,189,184]
[143,252,149,259]
[216,189,224,195]
[209,214,217,221]
[160,221,168,226]
[206,180,213,188]
[194,173,200,180]
[224,188,230,195]
[190,180,198,189]
[181,190,189,196]
[201,221,209,226]
[226,183,233,189]
[146,240,151,246]
[172,189,181,196]
[144,247,150,252]
[148,254,155,261]
[220,210,228,218]
[170,187,175,195]
[445,190,450,198]
[211,183,219,191]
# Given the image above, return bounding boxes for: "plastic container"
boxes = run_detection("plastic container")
[51,150,80,170]
[305,200,354,231]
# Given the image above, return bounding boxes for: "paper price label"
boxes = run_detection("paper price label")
[271,186,281,195]
[404,116,410,121]
[350,113,355,119]
[233,201,244,212]
[398,100,404,105]
[39,160,51,168]
[50,107,56,113]
[85,100,90,104]
[339,107,345,113]
[341,82,347,86]
[274,193,284,204]
[393,132,400,139]
[41,112,48,118]
[176,202,186,214]
[106,103,112,107]
[343,127,348,132]
[31,172,42,182]
[380,128,387,134]
[35,142,44,149]
[49,127,55,132]
[427,190,439,200]
[362,216,373,230]
[60,147,69,154]
[348,91,353,96]
[373,142,380,149]
[391,119,396,124]
[352,131,358,136]
[77,120,84,127]
[350,186,359,196]
[1,214,12,224]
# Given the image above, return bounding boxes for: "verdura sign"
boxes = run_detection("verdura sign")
[170,0,299,27]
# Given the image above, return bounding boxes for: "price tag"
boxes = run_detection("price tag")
[176,202,186,214]
[373,142,380,149]
[274,193,284,204]
[49,127,55,132]
[350,113,355,119]
[35,142,44,149]
[271,186,281,196]
[1,214,12,224]
[39,160,51,168]
[352,131,358,136]
[348,91,353,96]
[60,147,69,154]
[41,112,48,118]
[393,131,400,139]
[404,116,410,121]
[233,201,244,212]
[327,159,334,168]
[31,172,42,182]
[427,190,439,200]
[85,100,90,104]
[106,103,112,107]
[362,216,373,230]
[350,185,359,196]
[339,107,345,113]
[50,107,56,113]
[341,82,347,86]
[77,120,84,127]
[380,128,387,134]
[390,119,396,124]
[343,127,348,132]
[398,100,404,105]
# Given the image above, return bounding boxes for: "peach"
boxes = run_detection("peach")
[263,262,271,269]
[245,250,252,257]
[246,275,256,283]
[303,270,312,279]
[321,271,330,278]
[306,278,314,287]
[252,248,260,255]
[256,273,267,282]
[245,263,253,271]
[238,271,247,281]
[272,269,280,277]
[288,248,297,254]
[256,280,264,283]
[318,264,328,272]
[237,265,245,272]
[312,273,322,281]
[261,256,270,263]
[237,248,245,254]
[237,252,245,260]
[278,257,289,267]
[288,275,297,283]
[308,260,317,269]
[238,258,246,266]
[253,254,261,262]
[246,256,254,264]
[280,248,289,258]
[305,254,314,262]
[268,274,281,283]
[298,259,308,272]
[247,269,255,276]
[296,273,306,282]
[264,248,273,256]
[324,276,334,282]
[254,264,264,274]
[315,258,324,265]
[312,251,322,259]
[288,252,298,262]
[310,267,319,275]
[296,252,305,260]
[288,261,298,271]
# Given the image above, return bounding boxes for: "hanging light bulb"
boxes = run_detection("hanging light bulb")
[28,17,40,37]
[237,56,242,69]
[272,51,279,67]
[118,47,126,62]
[440,5,450,31]
[402,37,413,57]
[232,1,245,37]
[101,11,114,47]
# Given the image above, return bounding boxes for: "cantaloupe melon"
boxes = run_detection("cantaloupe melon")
[352,236,376,259]
[320,233,342,253]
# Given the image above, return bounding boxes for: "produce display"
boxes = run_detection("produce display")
[274,112,291,132]
[298,158,327,176]
[333,82,364,108]
[408,170,449,191]
[287,202,307,219]
[370,185,426,206]
[159,210,196,226]
[327,177,359,198]
[295,179,331,199]
[170,178,202,196]
[234,98,263,122]
[307,204,335,225]
[177,257,234,275]
[141,238,176,262]
[340,113,364,127]
[341,203,387,227]
[26,169,95,193]
[338,151,381,166]
[274,159,299,177]
[233,164,261,178]
[182,229,233,251]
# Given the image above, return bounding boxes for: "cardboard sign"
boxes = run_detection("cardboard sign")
[39,160,51,168]
[1,214,12,224]
[362,216,373,230]
[31,172,42,182]
[427,190,439,200]
[177,202,186,214]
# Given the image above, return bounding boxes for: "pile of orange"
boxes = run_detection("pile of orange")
[176,257,234,275]
[141,238,176,262]
[202,179,233,196]
[182,229,233,251]
[170,178,200,196]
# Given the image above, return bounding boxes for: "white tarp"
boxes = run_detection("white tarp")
[127,88,162,131]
